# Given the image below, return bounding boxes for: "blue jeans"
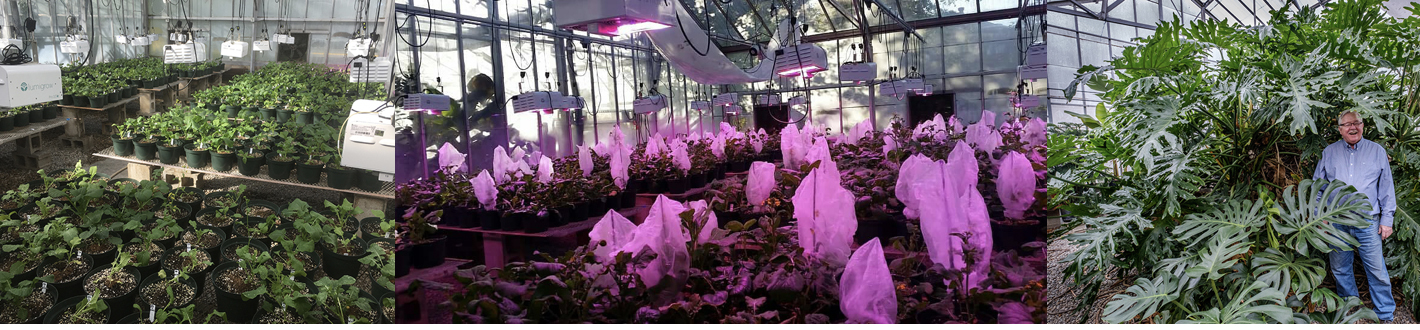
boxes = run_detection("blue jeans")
[1329,220,1394,321]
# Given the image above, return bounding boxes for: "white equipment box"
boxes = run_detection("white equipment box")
[131,35,152,46]
[275,34,295,44]
[553,94,584,110]
[349,57,392,83]
[347,38,372,57]
[253,40,272,51]
[632,95,667,114]
[712,92,738,106]
[342,100,397,178]
[403,93,452,112]
[60,39,90,54]
[163,43,207,63]
[553,0,673,36]
[221,40,250,58]
[773,43,828,77]
[755,94,781,105]
[512,91,562,113]
[879,78,924,97]
[1025,44,1046,66]
[0,64,64,108]
[690,100,710,111]
[839,62,877,82]
[722,105,741,115]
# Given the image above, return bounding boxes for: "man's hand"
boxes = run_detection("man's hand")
[1381,225,1393,240]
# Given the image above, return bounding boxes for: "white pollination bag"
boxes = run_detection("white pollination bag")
[949,141,980,188]
[883,135,897,156]
[998,151,1038,219]
[671,141,692,175]
[536,156,555,183]
[949,116,964,135]
[619,195,691,302]
[780,126,802,168]
[436,143,466,173]
[792,141,856,266]
[471,170,499,210]
[1024,117,1047,148]
[746,162,777,206]
[914,157,992,290]
[589,209,637,263]
[979,110,997,128]
[610,144,630,189]
[895,154,939,219]
[492,146,513,183]
[839,237,898,324]
[579,144,594,177]
[966,121,1002,153]
[710,135,726,159]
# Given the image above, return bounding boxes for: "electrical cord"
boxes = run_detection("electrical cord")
[673,3,711,57]
[2,44,33,64]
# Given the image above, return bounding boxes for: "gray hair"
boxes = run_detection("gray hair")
[1339,110,1362,124]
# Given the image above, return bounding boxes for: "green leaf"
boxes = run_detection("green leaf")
[1183,226,1249,281]
[1173,199,1268,247]
[1102,273,1180,323]
[1179,281,1292,324]
[1251,248,1326,295]
[1274,179,1372,255]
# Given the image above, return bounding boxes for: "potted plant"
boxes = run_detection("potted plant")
[0,109,14,132]
[160,244,214,288]
[260,99,279,121]
[319,200,378,279]
[325,154,357,189]
[80,251,142,319]
[267,140,299,180]
[183,137,212,169]
[0,264,55,323]
[310,276,377,323]
[296,154,327,185]
[135,268,198,312]
[211,246,269,322]
[44,293,109,324]
[405,210,444,269]
[237,147,266,176]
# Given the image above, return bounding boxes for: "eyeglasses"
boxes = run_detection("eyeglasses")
[1339,121,1364,128]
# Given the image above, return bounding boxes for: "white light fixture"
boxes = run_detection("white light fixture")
[349,57,393,83]
[633,94,667,115]
[0,64,64,108]
[347,38,372,57]
[131,35,151,46]
[553,0,674,37]
[253,40,272,52]
[712,92,738,106]
[512,91,564,114]
[755,94,781,106]
[221,39,250,58]
[60,36,89,54]
[773,44,829,77]
[690,100,711,111]
[722,105,741,115]
[839,62,877,83]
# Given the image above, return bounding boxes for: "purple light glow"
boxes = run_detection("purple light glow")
[777,65,823,76]
[600,21,672,36]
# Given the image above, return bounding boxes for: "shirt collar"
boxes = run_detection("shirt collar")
[1345,138,1367,150]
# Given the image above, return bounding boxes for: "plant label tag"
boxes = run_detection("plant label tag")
[348,316,355,324]
[87,294,93,302]
[149,304,156,322]
[77,251,82,259]
[174,270,180,278]
[186,243,191,252]
[41,282,46,293]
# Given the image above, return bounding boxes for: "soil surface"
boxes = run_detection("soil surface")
[43,258,91,283]
[139,279,196,308]
[181,230,222,249]
[197,213,239,227]
[83,268,137,299]
[0,287,53,323]
[216,267,259,295]
[163,249,212,274]
[57,304,108,324]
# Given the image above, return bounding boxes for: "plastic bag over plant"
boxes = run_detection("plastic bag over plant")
[437,142,466,173]
[645,134,667,158]
[842,120,873,145]
[998,151,1037,219]
[883,134,897,156]
[1024,117,1047,148]
[471,170,498,210]
[710,135,726,159]
[753,129,767,153]
[792,142,857,266]
[839,237,898,324]
[913,114,948,140]
[536,155,555,183]
[979,110,997,128]
[579,144,594,177]
[619,195,691,302]
[966,121,1002,153]
[747,161,777,206]
[493,146,514,183]
[914,158,992,290]
[589,209,637,263]
[896,154,939,219]
[781,125,803,168]
[671,140,692,174]
[610,143,630,189]
[949,115,964,135]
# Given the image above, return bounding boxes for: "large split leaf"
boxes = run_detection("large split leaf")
[1288,296,1378,324]
[1173,199,1268,247]
[1274,179,1372,255]
[1178,281,1292,324]
[1183,226,1249,281]
[1102,273,1181,323]
[1251,248,1326,295]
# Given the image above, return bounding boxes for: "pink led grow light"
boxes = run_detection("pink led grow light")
[777,65,823,77]
[599,21,672,36]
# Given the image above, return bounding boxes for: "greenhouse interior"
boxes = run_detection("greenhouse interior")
[0,0,397,324]
[393,0,1047,325]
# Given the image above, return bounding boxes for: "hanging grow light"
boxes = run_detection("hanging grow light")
[60,35,89,54]
[690,100,711,111]
[712,92,738,106]
[553,94,585,111]
[722,105,741,115]
[773,44,828,77]
[349,57,393,83]
[755,94,781,106]
[512,91,564,114]
[163,42,206,63]
[347,38,373,57]
[553,0,674,37]
[221,40,250,58]
[253,39,272,51]
[633,95,667,115]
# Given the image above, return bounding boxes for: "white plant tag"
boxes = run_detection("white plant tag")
[41,282,47,293]
[77,251,82,259]
[186,243,192,252]
[348,316,354,324]
[149,304,156,322]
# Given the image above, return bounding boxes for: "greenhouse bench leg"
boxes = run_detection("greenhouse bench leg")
[482,233,506,268]
[127,163,157,181]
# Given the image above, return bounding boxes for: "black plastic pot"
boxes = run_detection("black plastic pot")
[81,267,141,320]
[295,111,314,125]
[157,144,182,164]
[41,255,94,301]
[589,198,607,217]
[211,151,237,172]
[442,206,473,228]
[500,211,525,231]
[326,166,356,189]
[715,210,742,229]
[11,285,55,323]
[409,236,446,269]
[479,209,501,230]
[212,261,263,323]
[238,153,265,176]
[88,97,106,109]
[111,137,135,156]
[394,247,411,277]
[618,192,635,209]
[276,109,294,123]
[690,172,707,188]
[321,238,369,280]
[13,110,31,127]
[296,162,324,184]
[44,295,111,324]
[357,169,382,192]
[223,106,240,118]
[573,202,590,223]
[220,238,270,264]
[160,245,214,287]
[137,271,197,310]
[182,144,210,168]
[0,115,13,132]
[242,199,282,220]
[267,157,295,180]
[124,242,165,277]
[362,217,392,241]
[259,108,276,121]
[167,187,204,213]
[524,211,550,234]
[133,141,158,161]
[668,178,689,194]
[29,108,43,123]
[553,205,575,226]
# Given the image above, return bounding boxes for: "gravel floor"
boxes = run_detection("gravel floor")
[1047,224,1416,324]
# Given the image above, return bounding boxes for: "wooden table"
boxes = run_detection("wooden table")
[437,207,641,268]
[58,95,139,140]
[137,82,177,116]
[176,70,227,101]
[93,146,393,218]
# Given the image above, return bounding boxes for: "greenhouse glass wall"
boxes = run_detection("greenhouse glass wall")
[396,0,1046,177]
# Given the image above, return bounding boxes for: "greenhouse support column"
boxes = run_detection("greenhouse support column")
[856,0,876,129]
[555,35,573,157]
[489,0,509,160]
[454,0,474,170]
[589,44,598,144]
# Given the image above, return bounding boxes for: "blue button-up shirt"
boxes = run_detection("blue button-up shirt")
[1312,138,1396,227]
